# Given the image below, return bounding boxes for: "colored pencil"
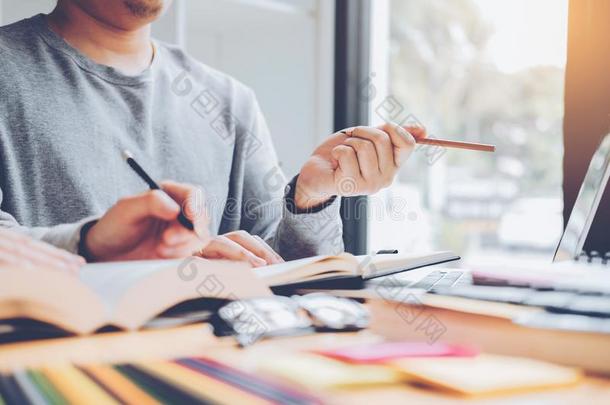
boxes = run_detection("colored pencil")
[138,361,272,405]
[80,365,161,405]
[41,365,118,405]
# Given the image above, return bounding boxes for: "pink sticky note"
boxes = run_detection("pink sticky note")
[316,341,479,364]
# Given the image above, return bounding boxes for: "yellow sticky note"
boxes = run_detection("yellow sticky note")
[260,353,402,389]
[391,354,583,397]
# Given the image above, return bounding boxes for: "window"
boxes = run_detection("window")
[368,0,569,265]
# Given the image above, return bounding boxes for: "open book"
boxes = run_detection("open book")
[254,251,460,287]
[0,251,457,335]
[0,258,271,335]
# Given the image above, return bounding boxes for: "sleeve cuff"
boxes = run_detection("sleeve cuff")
[278,176,344,258]
[284,175,337,215]
[24,216,99,255]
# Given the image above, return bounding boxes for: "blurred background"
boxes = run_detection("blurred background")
[2,0,606,265]
[368,0,568,266]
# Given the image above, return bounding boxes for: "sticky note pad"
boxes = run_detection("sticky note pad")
[391,354,583,397]
[316,341,478,364]
[259,353,403,389]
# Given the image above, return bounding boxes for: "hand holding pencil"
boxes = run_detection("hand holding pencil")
[295,122,495,209]
[343,125,496,153]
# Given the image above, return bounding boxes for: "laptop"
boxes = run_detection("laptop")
[554,133,610,263]
[369,133,610,292]
[388,135,610,335]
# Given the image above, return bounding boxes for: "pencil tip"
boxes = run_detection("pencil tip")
[121,149,133,161]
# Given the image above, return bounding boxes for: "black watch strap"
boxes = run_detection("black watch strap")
[77,219,99,262]
[284,175,337,214]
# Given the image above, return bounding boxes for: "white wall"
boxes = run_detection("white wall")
[0,0,53,22]
[0,0,335,177]
[178,0,335,176]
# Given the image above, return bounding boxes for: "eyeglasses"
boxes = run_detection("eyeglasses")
[214,293,370,347]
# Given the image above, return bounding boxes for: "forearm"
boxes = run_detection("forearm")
[275,202,344,260]
[273,176,344,260]
[0,213,97,255]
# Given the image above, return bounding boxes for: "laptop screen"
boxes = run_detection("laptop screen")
[554,134,610,262]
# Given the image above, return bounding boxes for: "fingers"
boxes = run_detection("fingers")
[161,181,209,239]
[156,237,205,259]
[157,222,207,259]
[161,222,193,245]
[332,128,393,195]
[377,122,417,166]
[343,137,380,178]
[224,231,284,265]
[403,125,427,140]
[0,229,84,274]
[349,126,395,174]
[161,181,202,217]
[198,235,268,268]
[117,190,181,223]
[330,123,421,196]
[331,145,361,181]
[27,237,85,270]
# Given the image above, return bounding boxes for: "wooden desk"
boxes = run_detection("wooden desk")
[1,315,609,404]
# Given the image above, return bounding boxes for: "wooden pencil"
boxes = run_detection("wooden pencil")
[340,130,496,152]
[415,138,496,152]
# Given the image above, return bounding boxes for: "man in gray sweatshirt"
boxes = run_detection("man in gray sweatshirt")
[0,0,422,265]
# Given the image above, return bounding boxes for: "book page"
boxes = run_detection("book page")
[80,258,273,330]
[79,260,183,315]
[358,251,460,279]
[253,255,331,280]
[253,254,356,286]
[112,258,273,329]
[0,266,106,334]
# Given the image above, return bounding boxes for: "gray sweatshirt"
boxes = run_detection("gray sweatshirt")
[0,14,344,260]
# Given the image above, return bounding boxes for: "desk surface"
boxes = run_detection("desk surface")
[1,316,609,404]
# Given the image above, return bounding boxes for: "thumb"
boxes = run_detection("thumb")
[118,190,181,223]
[403,125,427,140]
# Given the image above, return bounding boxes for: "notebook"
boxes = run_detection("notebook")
[258,353,402,389]
[315,341,478,364]
[390,354,582,397]
[0,258,271,334]
[254,251,460,288]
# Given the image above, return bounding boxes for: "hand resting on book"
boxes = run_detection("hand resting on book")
[0,228,84,273]
[197,231,284,268]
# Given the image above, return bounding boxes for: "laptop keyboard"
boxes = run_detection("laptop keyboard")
[407,270,470,291]
[368,263,610,335]
[576,250,610,266]
[431,284,610,334]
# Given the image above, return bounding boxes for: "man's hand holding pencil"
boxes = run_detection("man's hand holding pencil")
[295,123,494,210]
[295,123,425,209]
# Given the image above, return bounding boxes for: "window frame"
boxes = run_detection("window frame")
[334,0,372,255]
